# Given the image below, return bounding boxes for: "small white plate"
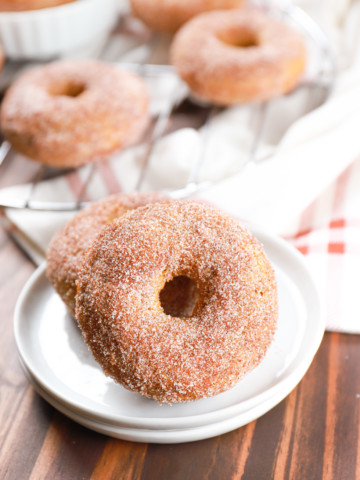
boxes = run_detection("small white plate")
[22,364,293,444]
[14,227,324,437]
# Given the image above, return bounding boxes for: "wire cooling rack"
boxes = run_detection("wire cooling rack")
[0,1,335,214]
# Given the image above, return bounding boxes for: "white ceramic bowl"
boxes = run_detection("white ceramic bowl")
[0,0,120,60]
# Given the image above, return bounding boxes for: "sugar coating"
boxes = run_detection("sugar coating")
[0,59,150,168]
[46,192,169,317]
[76,201,278,404]
[170,7,307,105]
[130,0,245,33]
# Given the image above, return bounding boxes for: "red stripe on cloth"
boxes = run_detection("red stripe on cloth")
[96,160,123,195]
[295,243,328,254]
[294,240,360,254]
[328,243,346,254]
[329,218,346,229]
[297,245,309,255]
[292,227,312,239]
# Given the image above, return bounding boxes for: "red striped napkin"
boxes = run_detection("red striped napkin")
[288,158,360,332]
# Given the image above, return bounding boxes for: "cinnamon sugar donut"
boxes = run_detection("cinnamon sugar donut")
[76,201,278,403]
[170,7,307,105]
[129,0,246,33]
[46,192,169,317]
[0,0,74,11]
[0,60,150,168]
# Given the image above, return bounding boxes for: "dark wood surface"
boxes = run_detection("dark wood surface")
[1,221,360,480]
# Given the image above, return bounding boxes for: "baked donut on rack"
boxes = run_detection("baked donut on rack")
[76,201,278,403]
[129,0,246,33]
[0,59,150,168]
[170,7,307,105]
[46,192,169,317]
[0,0,74,11]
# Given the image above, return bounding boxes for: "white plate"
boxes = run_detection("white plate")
[14,227,324,435]
[22,365,292,444]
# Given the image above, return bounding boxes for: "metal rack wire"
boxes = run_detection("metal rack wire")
[0,2,335,214]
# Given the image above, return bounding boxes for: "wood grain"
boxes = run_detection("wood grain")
[1,224,360,479]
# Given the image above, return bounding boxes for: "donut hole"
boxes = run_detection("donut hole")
[217,29,259,49]
[48,81,86,98]
[159,275,199,318]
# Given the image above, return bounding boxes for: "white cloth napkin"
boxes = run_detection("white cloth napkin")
[2,0,360,332]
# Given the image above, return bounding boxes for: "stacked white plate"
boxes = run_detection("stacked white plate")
[14,226,324,444]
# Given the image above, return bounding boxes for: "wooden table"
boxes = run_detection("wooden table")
[1,219,360,480]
